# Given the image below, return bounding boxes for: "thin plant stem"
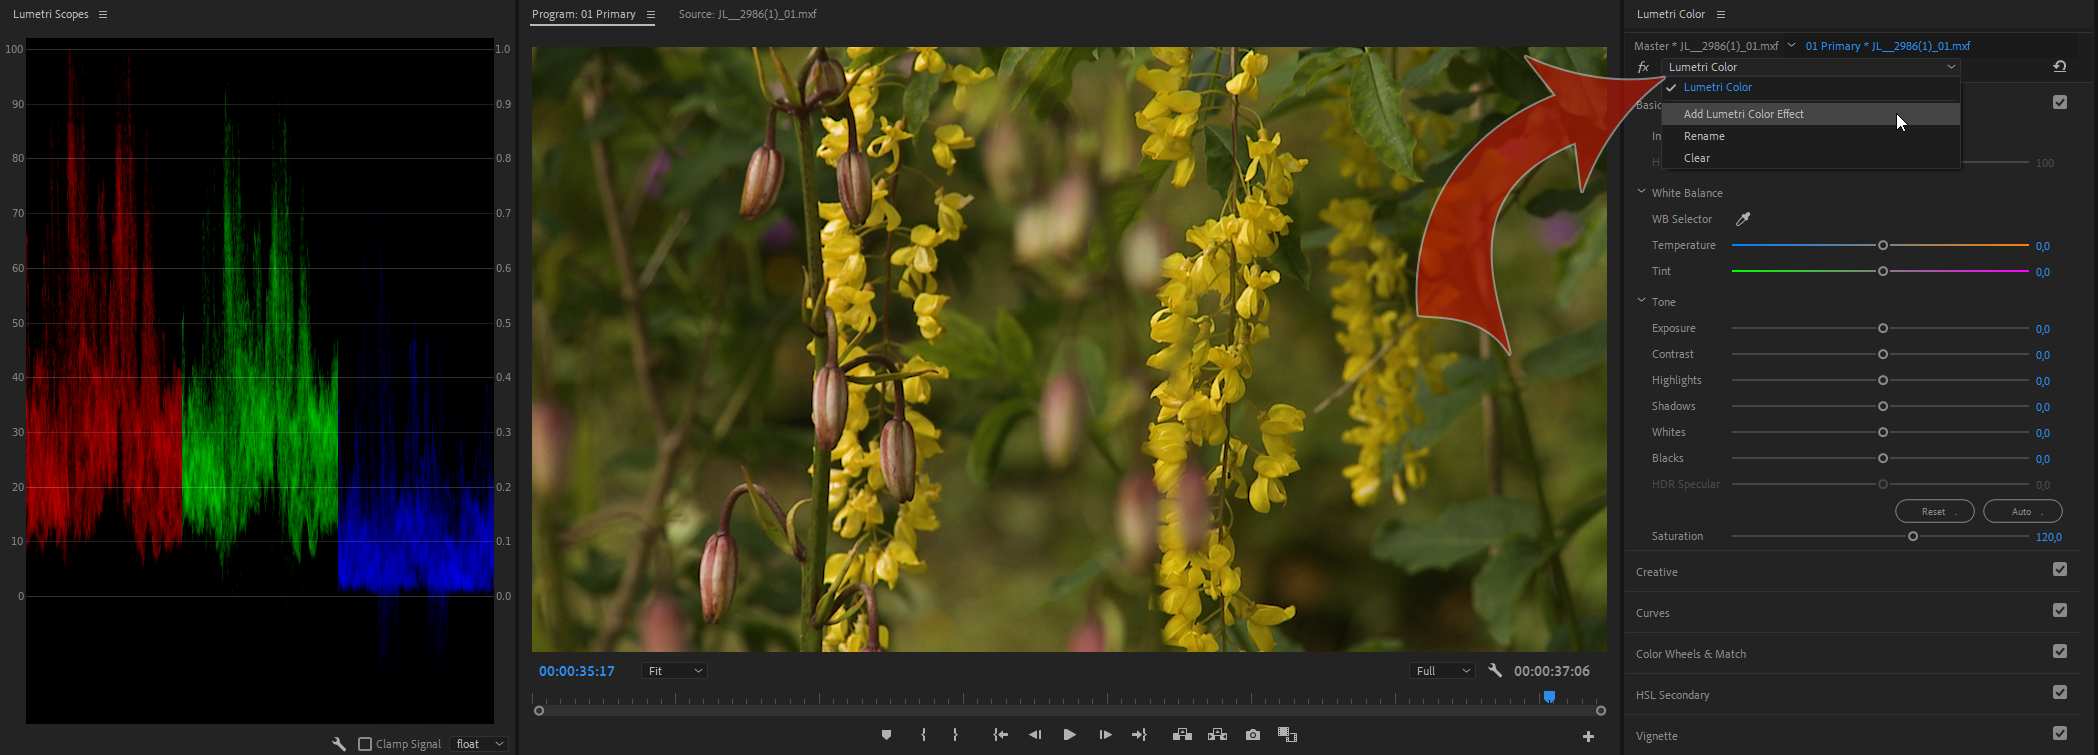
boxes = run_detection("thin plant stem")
[1493,348,1583,651]
[792,109,829,652]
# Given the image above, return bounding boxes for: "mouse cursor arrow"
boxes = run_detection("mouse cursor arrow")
[1416,57,1662,353]
[1894,113,1907,131]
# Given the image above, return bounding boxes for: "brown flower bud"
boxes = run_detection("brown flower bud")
[880,414,917,503]
[837,146,871,226]
[699,531,739,624]
[813,310,848,451]
[1174,455,1210,554]
[530,401,571,496]
[740,113,784,220]
[813,362,846,452]
[1116,471,1158,562]
[740,145,784,220]
[1038,370,1088,470]
[805,53,847,119]
[638,591,689,651]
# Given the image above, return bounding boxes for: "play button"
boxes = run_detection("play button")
[1099,730,1112,739]
[1063,729,1076,740]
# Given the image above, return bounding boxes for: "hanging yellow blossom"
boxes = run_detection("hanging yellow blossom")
[909,46,945,74]
[1135,47,1300,651]
[931,123,975,175]
[1225,50,1268,99]
[945,65,994,110]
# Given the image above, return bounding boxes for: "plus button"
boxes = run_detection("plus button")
[1583,731,1596,743]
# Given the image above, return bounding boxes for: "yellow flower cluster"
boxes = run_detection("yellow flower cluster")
[1318,84,1458,193]
[1318,196,1455,505]
[818,60,884,166]
[1140,49,1305,652]
[807,48,991,651]
[1134,47,1201,188]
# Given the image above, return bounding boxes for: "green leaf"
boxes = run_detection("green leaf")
[908,310,1000,380]
[977,47,1008,71]
[849,47,904,69]
[1555,493,1608,542]
[1000,47,1086,119]
[902,69,939,133]
[996,46,1039,81]
[531,47,591,101]
[570,547,624,595]
[1412,91,1479,114]
[1203,124,1237,201]
[1526,47,1575,73]
[1346,637,1406,652]
[1021,47,1089,118]
[1554,208,1608,310]
[1270,201,1310,290]
[1403,357,1498,448]
[1567,47,1607,76]
[1521,317,1606,382]
[1548,615,1608,652]
[994,310,1037,391]
[967,398,1035,489]
[749,487,795,559]
[1348,54,1422,182]
[574,101,629,144]
[1369,496,1537,573]
[1074,337,1107,413]
[1271,47,1362,105]
[1472,533,1545,646]
[1085,157,1170,269]
[1484,47,1550,105]
[662,132,752,209]
[1399,46,1462,89]
[1045,551,1116,603]
[1524,170,1606,217]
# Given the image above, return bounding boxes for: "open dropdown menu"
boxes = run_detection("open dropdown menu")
[1660,57,1962,169]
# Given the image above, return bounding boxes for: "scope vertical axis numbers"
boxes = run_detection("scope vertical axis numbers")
[6,37,25,608]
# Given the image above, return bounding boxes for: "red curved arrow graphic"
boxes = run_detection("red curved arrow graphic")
[1416,57,1663,353]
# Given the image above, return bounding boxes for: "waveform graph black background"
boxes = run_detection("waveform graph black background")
[24,39,495,724]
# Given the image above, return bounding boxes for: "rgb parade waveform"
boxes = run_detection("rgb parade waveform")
[25,66,491,597]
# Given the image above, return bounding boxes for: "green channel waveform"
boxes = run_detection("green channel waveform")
[180,118,340,559]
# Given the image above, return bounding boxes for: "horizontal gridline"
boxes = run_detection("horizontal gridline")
[36,539,495,543]
[29,486,493,489]
[62,429,488,441]
[25,48,496,52]
[24,595,496,598]
[29,157,495,161]
[29,212,495,216]
[25,103,504,106]
[29,322,499,325]
[28,376,495,379]
[29,268,496,271]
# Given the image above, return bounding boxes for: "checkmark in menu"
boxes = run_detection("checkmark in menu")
[1665,84,1676,91]
[2054,603,2069,618]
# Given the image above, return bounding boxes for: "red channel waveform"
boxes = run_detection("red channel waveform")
[25,60,185,559]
